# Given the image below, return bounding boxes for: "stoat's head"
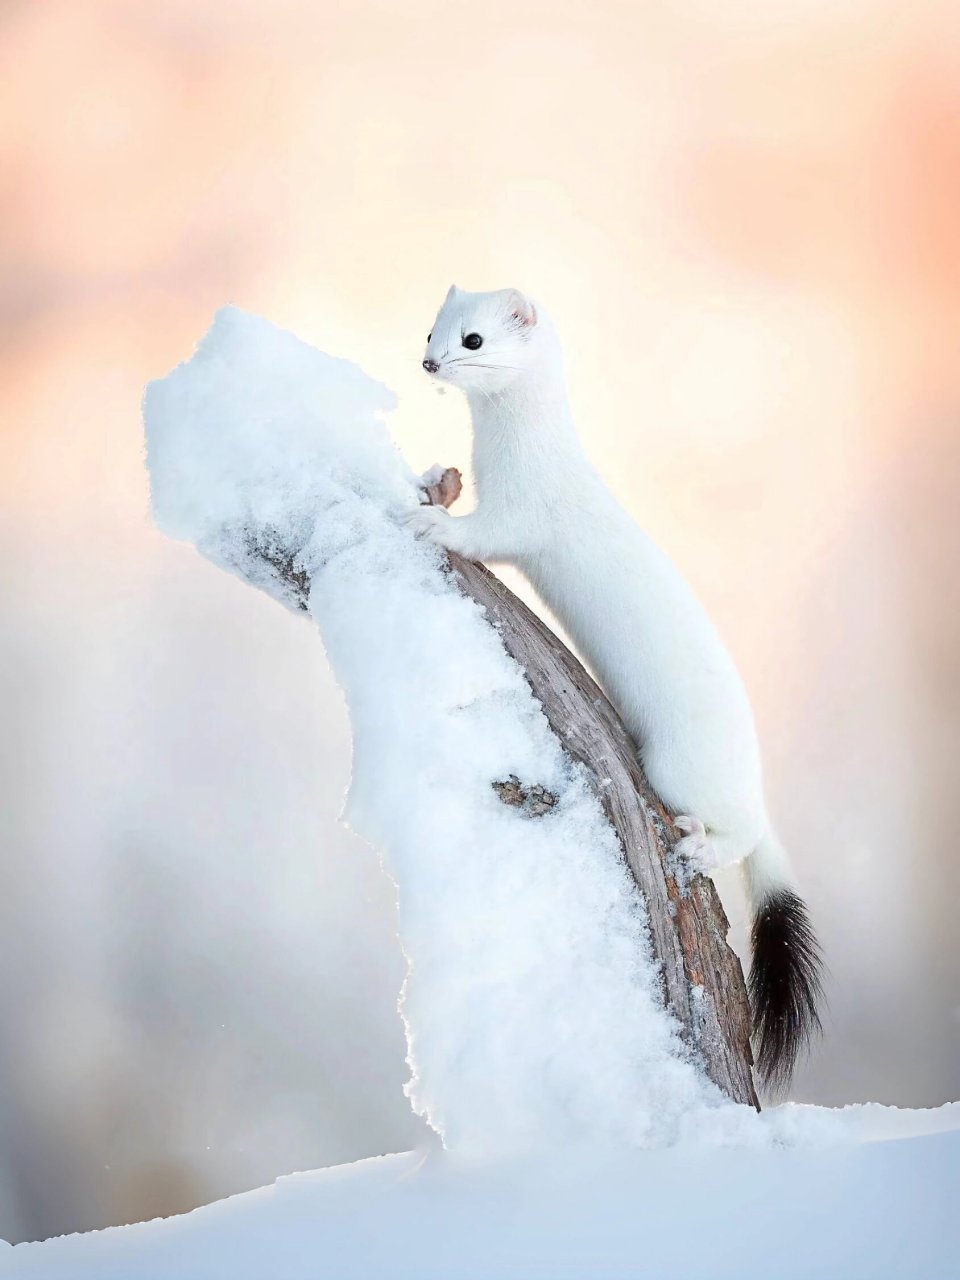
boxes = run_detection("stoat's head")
[422,285,539,394]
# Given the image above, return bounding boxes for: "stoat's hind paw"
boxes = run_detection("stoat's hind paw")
[673,815,706,838]
[673,815,721,876]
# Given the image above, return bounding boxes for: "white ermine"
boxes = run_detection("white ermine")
[407,285,823,1089]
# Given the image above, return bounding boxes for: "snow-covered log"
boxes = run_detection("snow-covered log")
[144,308,758,1154]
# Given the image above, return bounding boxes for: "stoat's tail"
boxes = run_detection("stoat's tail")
[744,830,824,1091]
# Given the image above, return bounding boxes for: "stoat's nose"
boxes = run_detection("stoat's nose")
[423,358,440,374]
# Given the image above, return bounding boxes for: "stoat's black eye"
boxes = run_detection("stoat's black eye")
[463,333,482,350]
[427,332,432,342]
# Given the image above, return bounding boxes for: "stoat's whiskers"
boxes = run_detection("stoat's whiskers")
[449,361,521,372]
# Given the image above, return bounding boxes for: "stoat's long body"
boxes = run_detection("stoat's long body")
[409,285,822,1089]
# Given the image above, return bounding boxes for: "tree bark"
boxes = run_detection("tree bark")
[254,466,759,1110]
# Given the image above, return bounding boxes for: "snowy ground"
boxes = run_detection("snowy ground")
[4,1106,958,1279]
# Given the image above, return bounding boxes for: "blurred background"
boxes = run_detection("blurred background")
[1,0,958,1244]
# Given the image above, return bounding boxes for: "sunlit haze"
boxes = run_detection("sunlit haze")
[1,0,958,1242]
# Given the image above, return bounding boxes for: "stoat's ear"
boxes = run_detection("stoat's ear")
[445,284,460,302]
[504,289,537,329]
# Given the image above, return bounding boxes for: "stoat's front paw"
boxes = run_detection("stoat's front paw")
[673,815,720,877]
[404,504,455,548]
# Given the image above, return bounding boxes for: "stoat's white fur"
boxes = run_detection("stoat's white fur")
[408,285,795,909]
[408,286,824,1087]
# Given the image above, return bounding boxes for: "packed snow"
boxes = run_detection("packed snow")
[7,308,953,1274]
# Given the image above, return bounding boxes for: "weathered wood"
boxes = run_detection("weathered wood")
[420,468,758,1108]
[448,553,757,1109]
[251,466,759,1110]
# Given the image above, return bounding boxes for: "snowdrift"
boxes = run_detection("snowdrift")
[4,1107,958,1279]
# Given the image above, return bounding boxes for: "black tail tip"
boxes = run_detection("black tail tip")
[749,888,824,1092]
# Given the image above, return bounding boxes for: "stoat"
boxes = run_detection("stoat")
[407,284,823,1090]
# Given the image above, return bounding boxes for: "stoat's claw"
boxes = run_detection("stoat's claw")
[673,814,706,838]
[404,504,452,546]
[674,815,720,876]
